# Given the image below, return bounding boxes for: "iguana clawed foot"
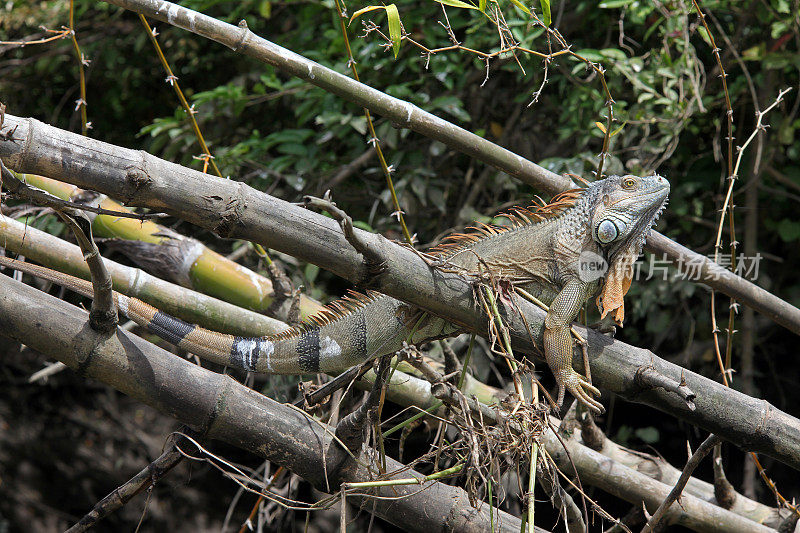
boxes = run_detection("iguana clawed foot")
[555,369,604,414]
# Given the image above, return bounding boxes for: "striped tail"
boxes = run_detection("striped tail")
[0,257,452,374]
[118,289,416,374]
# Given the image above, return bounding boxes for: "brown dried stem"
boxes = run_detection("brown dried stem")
[68,0,89,135]
[334,1,413,245]
[138,15,223,178]
[65,430,201,532]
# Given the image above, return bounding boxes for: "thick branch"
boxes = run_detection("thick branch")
[0,275,538,533]
[93,0,800,337]
[1,114,799,469]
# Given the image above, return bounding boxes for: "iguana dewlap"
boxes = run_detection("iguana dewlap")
[0,174,669,414]
[597,254,635,325]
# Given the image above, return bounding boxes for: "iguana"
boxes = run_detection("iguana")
[0,173,669,413]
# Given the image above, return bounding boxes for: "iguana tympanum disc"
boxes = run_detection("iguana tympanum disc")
[0,174,669,413]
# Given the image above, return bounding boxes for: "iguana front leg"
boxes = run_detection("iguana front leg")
[543,280,604,413]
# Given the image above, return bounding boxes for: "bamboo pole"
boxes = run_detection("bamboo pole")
[16,173,324,319]
[0,214,286,336]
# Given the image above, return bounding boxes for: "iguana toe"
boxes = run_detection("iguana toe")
[557,370,604,414]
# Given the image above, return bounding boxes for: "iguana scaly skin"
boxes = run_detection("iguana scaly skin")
[0,174,668,413]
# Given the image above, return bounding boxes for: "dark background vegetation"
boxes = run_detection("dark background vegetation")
[1,0,799,530]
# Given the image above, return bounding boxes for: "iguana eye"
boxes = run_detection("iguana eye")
[596,219,619,243]
[622,177,637,190]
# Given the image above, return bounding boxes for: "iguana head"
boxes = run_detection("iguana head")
[588,174,669,324]
[589,174,669,254]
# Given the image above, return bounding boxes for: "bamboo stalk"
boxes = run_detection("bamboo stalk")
[17,173,323,319]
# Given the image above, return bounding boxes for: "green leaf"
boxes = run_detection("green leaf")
[351,4,402,58]
[304,263,319,284]
[609,121,627,137]
[599,0,634,7]
[479,0,486,11]
[353,220,375,232]
[350,5,389,20]
[778,219,800,242]
[385,4,402,58]
[434,0,480,10]
[742,44,765,61]
[430,95,472,122]
[600,48,626,60]
[635,427,660,444]
[508,0,532,15]
[539,0,551,25]
[614,425,633,445]
[258,0,271,18]
[276,143,308,156]
[576,48,603,62]
[696,26,712,47]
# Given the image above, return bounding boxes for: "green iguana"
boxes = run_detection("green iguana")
[0,173,669,413]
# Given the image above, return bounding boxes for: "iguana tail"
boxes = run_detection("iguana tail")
[0,256,447,374]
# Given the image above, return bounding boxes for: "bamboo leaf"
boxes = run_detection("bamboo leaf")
[595,121,607,134]
[385,4,402,58]
[508,0,532,15]
[540,0,551,25]
[479,0,486,12]
[697,26,712,47]
[610,121,627,137]
[350,5,387,21]
[350,4,403,58]
[435,0,480,10]
[599,0,634,7]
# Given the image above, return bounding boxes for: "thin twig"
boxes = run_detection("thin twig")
[335,2,413,245]
[365,6,615,178]
[641,433,722,533]
[68,0,89,135]
[0,26,72,47]
[66,430,201,532]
